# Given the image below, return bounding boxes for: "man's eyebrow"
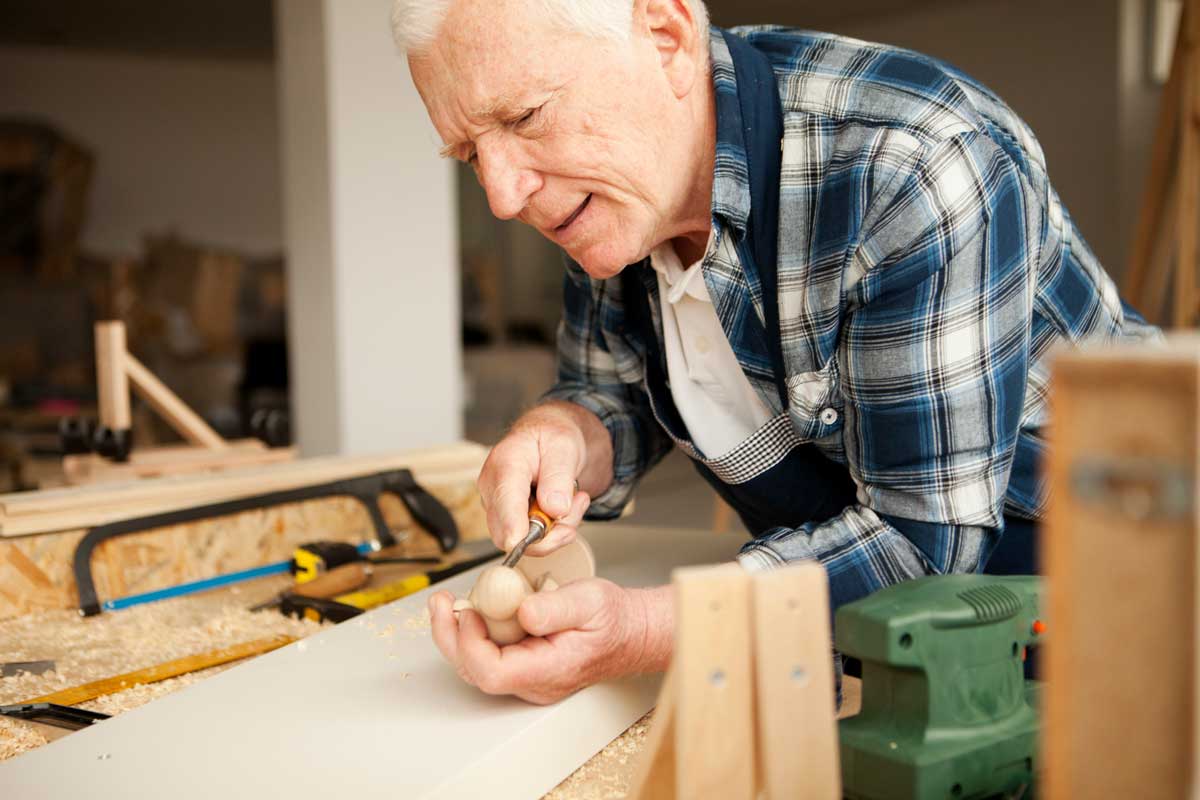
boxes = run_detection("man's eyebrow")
[437,86,564,159]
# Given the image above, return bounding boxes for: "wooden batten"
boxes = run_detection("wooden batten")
[0,444,489,620]
[0,441,489,536]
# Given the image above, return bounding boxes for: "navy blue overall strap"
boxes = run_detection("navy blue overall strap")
[719,28,788,409]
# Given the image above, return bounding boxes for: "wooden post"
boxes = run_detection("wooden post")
[675,564,756,799]
[628,562,840,800]
[752,564,841,798]
[94,321,130,432]
[1044,337,1200,797]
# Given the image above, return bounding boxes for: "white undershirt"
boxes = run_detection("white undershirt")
[650,238,772,458]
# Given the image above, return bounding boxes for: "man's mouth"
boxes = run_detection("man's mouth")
[555,194,593,233]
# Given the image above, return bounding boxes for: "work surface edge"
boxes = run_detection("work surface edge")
[0,524,744,799]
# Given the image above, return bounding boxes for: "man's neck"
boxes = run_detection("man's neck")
[666,59,717,268]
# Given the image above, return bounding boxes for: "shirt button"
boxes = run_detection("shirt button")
[695,336,711,355]
[819,408,839,425]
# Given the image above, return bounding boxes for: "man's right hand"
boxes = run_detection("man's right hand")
[477,401,614,557]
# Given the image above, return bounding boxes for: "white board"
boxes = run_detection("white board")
[0,524,743,798]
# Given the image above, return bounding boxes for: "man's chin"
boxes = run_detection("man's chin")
[569,244,638,281]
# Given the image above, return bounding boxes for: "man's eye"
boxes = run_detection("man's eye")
[467,151,478,166]
[514,107,540,129]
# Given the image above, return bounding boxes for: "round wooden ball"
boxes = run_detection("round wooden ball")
[468,565,532,621]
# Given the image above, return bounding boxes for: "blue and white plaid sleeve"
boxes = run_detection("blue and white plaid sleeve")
[738,130,1036,610]
[541,259,674,519]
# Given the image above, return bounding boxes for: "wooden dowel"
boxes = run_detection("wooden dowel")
[94,321,131,431]
[124,352,228,450]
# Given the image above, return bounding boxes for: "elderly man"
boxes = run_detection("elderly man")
[394,0,1158,703]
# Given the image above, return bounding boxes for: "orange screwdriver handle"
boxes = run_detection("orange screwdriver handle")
[528,499,554,531]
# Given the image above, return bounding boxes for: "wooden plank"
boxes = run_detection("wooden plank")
[0,442,489,536]
[0,525,744,800]
[94,321,130,431]
[61,442,294,485]
[752,564,840,799]
[25,636,295,706]
[124,352,227,450]
[673,563,755,800]
[1043,336,1200,798]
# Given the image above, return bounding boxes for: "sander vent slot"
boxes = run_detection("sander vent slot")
[957,585,1020,622]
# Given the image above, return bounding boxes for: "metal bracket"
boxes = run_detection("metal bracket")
[1070,457,1194,522]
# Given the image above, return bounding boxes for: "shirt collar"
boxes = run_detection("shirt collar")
[708,27,753,236]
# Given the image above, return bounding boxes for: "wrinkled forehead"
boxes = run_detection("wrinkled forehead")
[413,0,582,119]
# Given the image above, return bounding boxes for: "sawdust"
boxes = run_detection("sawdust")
[0,717,48,761]
[403,607,432,631]
[0,579,325,762]
[546,712,654,800]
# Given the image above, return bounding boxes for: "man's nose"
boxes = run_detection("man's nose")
[475,139,541,221]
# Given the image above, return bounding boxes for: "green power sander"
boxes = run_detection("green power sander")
[836,574,1044,800]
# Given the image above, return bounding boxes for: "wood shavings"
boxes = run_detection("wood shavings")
[0,718,48,761]
[0,579,325,762]
[545,712,654,800]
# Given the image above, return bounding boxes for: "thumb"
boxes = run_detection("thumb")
[517,580,607,637]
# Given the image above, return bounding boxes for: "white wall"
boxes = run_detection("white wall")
[276,0,462,456]
[0,45,281,255]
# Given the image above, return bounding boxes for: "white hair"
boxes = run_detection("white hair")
[391,0,710,54]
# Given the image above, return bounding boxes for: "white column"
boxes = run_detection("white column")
[275,0,461,456]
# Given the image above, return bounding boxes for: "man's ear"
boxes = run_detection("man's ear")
[637,0,702,98]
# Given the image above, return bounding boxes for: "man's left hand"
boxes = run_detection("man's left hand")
[428,579,672,705]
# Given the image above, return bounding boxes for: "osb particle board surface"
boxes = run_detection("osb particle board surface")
[0,525,745,799]
[0,485,484,620]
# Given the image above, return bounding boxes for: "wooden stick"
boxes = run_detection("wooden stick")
[123,351,227,450]
[24,635,295,706]
[1175,2,1200,328]
[94,321,130,431]
[752,564,841,799]
[1127,4,1186,310]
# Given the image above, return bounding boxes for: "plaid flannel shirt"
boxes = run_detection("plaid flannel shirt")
[543,26,1158,606]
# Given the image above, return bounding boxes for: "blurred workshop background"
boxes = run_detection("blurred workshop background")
[0,0,1178,525]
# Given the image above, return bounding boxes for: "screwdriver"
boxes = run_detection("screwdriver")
[501,498,555,568]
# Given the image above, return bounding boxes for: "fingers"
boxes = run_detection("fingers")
[478,442,537,550]
[477,412,588,551]
[524,491,589,556]
[428,591,461,665]
[535,447,582,519]
[517,579,608,638]
[496,475,541,550]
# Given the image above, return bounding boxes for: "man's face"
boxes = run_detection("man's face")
[409,0,699,278]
